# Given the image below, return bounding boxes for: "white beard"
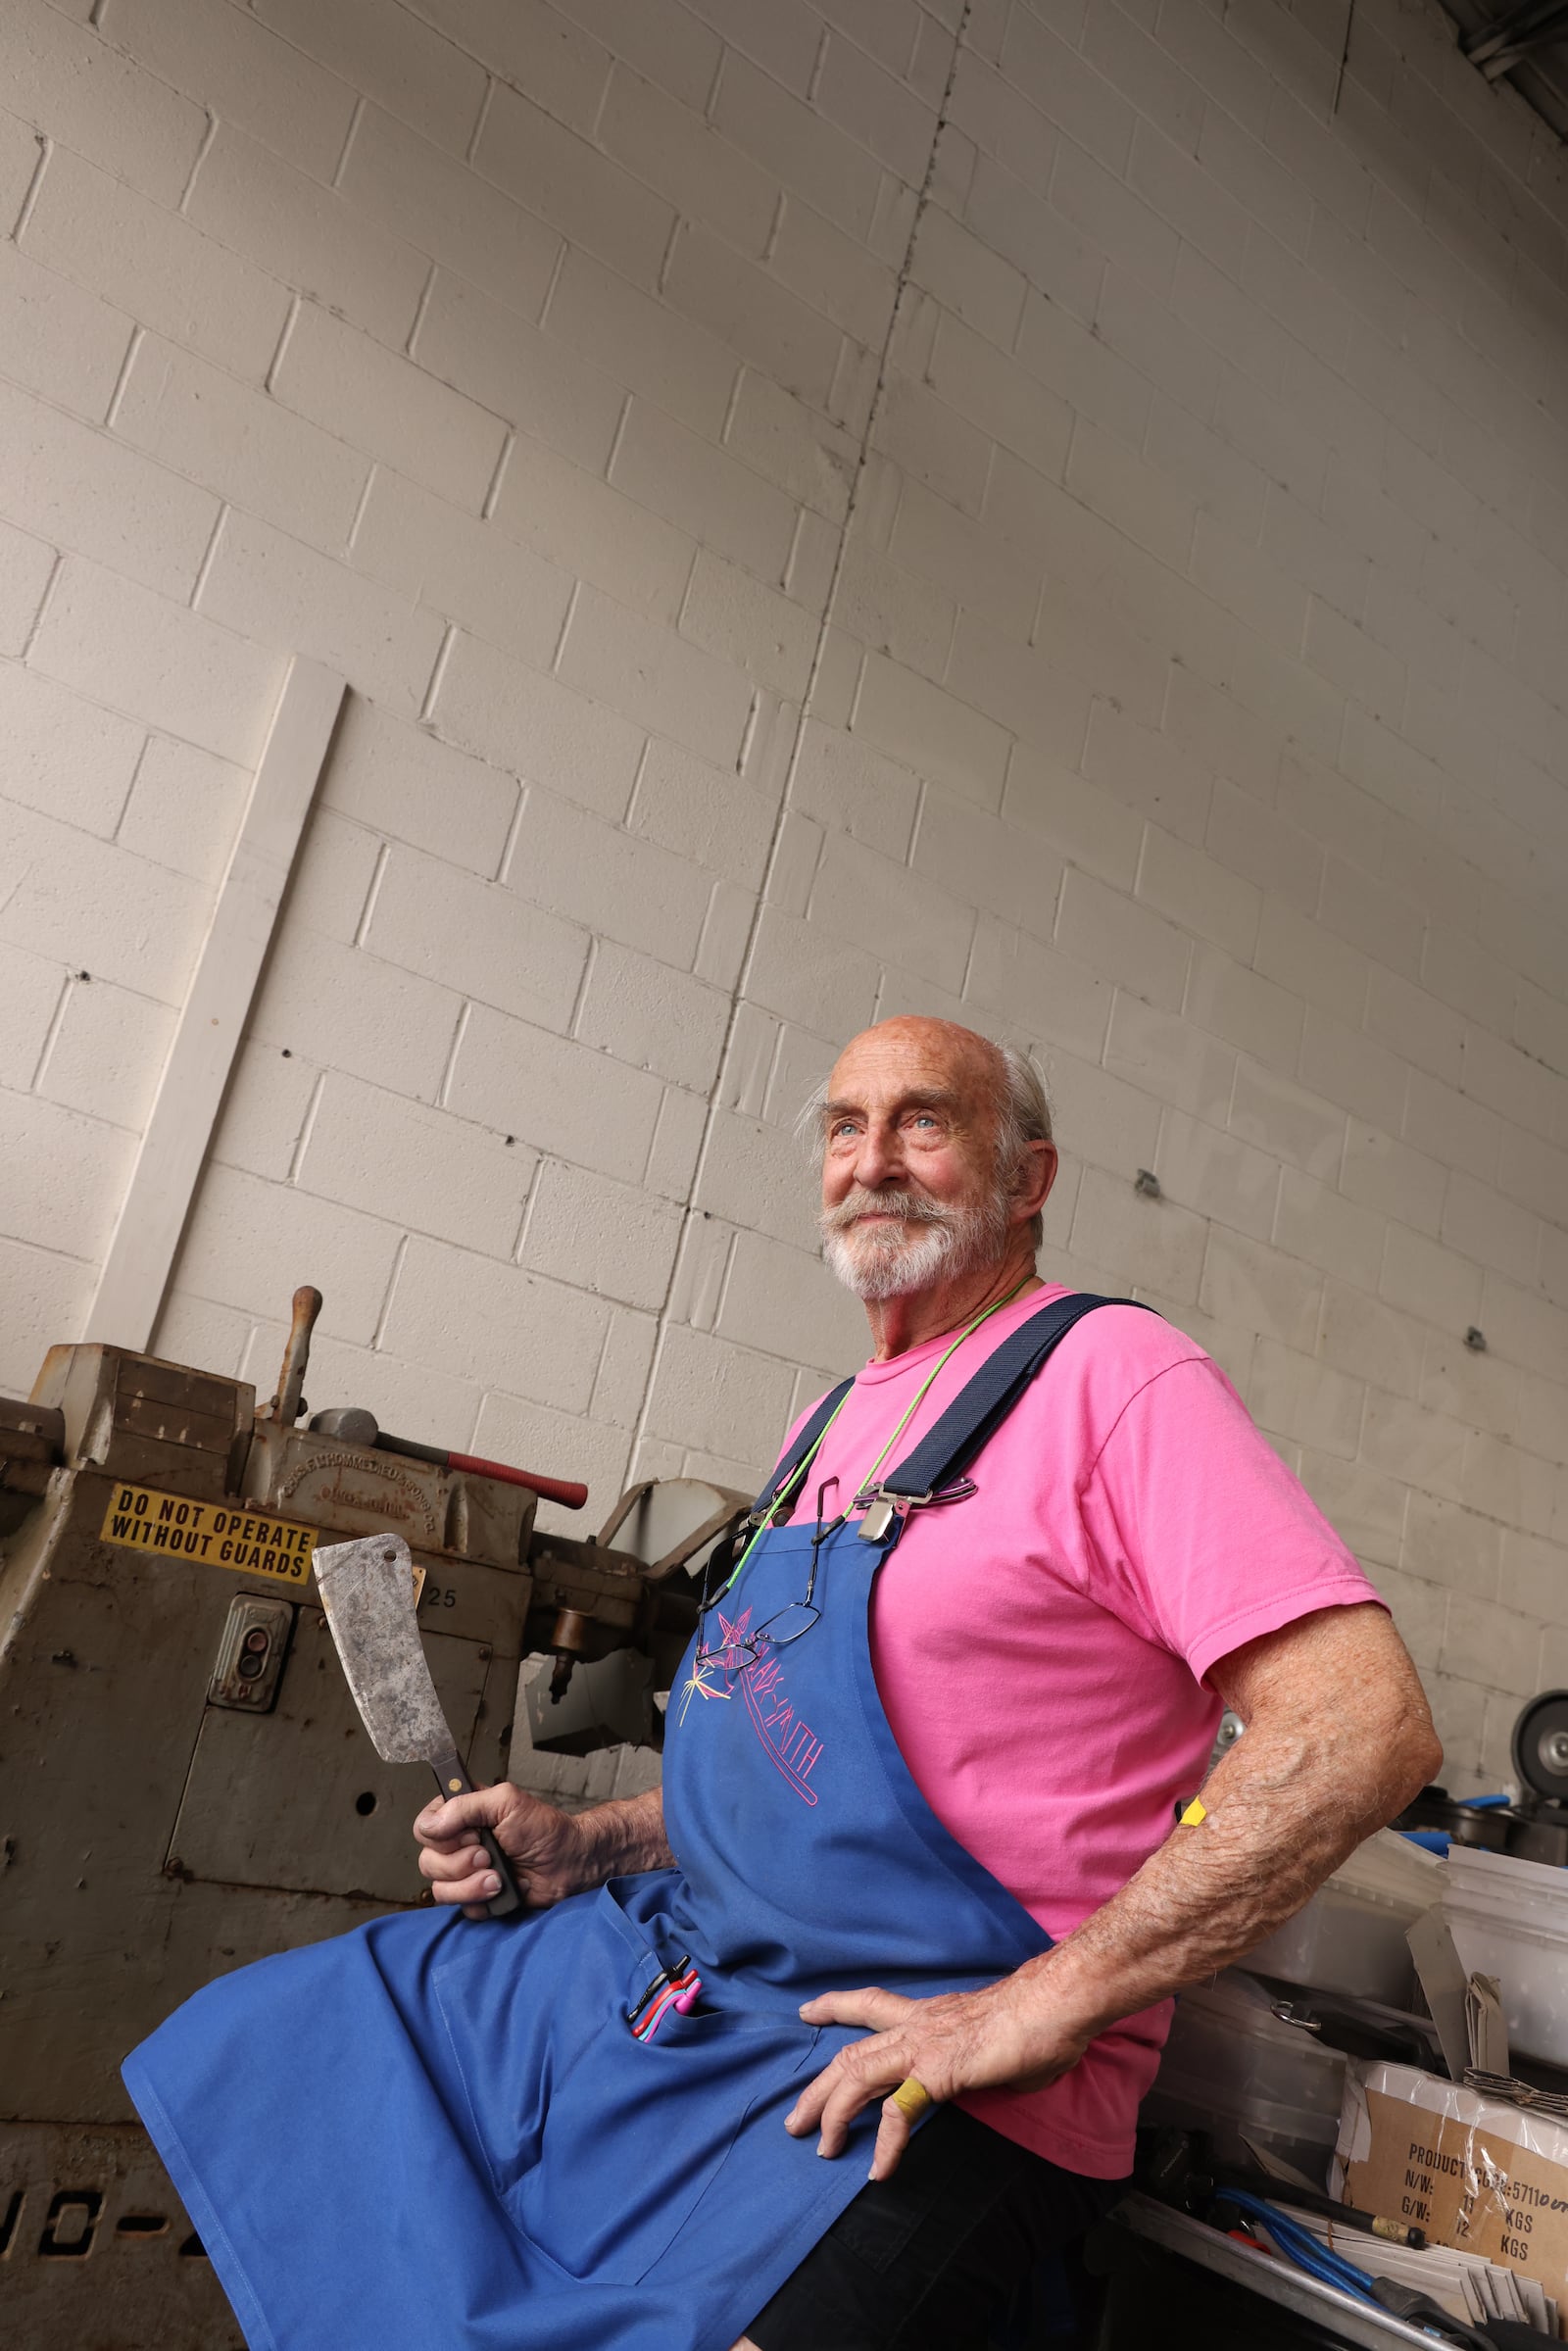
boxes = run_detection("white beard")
[819,1185,1011,1301]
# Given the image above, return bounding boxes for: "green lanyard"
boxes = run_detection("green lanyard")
[713,1277,1032,1603]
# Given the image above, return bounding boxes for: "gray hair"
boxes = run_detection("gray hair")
[798,1040,1055,1251]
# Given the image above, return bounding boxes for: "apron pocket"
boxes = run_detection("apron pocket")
[510,1998,822,2286]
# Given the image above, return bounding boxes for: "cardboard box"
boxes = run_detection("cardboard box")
[1339,2062,1568,2311]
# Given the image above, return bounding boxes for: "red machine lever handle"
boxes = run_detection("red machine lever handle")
[446,1453,588,1509]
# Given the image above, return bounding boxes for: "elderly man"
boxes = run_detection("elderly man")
[125,1015,1438,2351]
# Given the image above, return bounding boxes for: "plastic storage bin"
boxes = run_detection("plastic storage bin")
[1245,1829,1443,2007]
[1442,1842,1568,2067]
[1140,1968,1347,2186]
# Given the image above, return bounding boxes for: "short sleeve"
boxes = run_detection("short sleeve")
[1076,1353,1387,1686]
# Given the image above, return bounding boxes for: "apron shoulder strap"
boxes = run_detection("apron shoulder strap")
[878,1292,1153,1502]
[750,1378,855,1521]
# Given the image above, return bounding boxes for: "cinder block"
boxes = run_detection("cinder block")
[34,972,170,1131]
[1497,1126,1568,1231]
[1296,1006,1407,1129]
[321,700,512,880]
[380,1232,609,1412]
[871,370,993,517]
[547,249,737,443]
[338,104,561,318]
[855,646,1012,808]
[22,146,291,383]
[1215,365,1330,510]
[1402,1068,1501,1186]
[1196,103,1311,254]
[1481,1267,1568,1386]
[1070,1160,1208,1301]
[519,1159,680,1308]
[115,333,370,558]
[1461,1430,1557,1543]
[914,789,1066,938]
[808,830,976,993]
[297,1070,531,1257]
[1002,745,1143,890]
[1464,1025,1568,1151]
[197,510,447,719]
[771,196,900,352]
[960,919,1110,1063]
[947,609,1102,769]
[1254,901,1370,1028]
[1055,862,1190,1010]
[815,26,936,183]
[363,841,588,1034]
[1050,1047,1162,1177]
[1016,287,1152,456]
[1249,1335,1364,1459]
[1341,1122,1446,1239]
[508,783,713,969]
[1199,1224,1323,1349]
[545,0,720,111]
[9,0,207,204]
[254,0,486,154]
[1105,995,1237,1123]
[576,939,732,1094]
[1362,1395,1467,1536]
[1229,1057,1346,1178]
[1137,822,1261,962]
[0,941,66,1091]
[611,398,796,585]
[1001,5,1134,171]
[187,123,427,347]
[447,1003,663,1185]
[172,1160,402,1345]
[695,1106,821,1256]
[1,1086,135,1261]
[926,313,1071,481]
[1083,704,1213,848]
[913,202,1027,353]
[629,736,776,891]
[1145,400,1268,543]
[679,0,821,93]
[966,146,1112,339]
[1422,1326,1525,1447]
[712,51,881,244]
[1500,1528,1568,1631]
[0,374,219,603]
[1154,1103,1282,1242]
[414,271,623,475]
[557,584,755,771]
[1363,968,1464,1090]
[677,548,818,705]
[1438,1591,1540,1693]
[598,65,776,258]
[208,1041,319,1183]
[1274,1163,1386,1290]
[248,932,463,1106]
[0,235,135,424]
[744,904,880,1035]
[724,369,858,521]
[717,1225,867,1374]
[1204,779,1322,919]
[1155,1,1273,132]
[641,1320,797,1463]
[1190,509,1309,659]
[1185,943,1305,1068]
[1304,596,1406,723]
[488,435,696,626]
[430,629,645,822]
[1070,415,1198,571]
[1318,1272,1423,1397]
[99,0,358,179]
[28,559,279,766]
[1381,1218,1483,1334]
[590,1301,660,1430]
[1440,1170,1545,1289]
[351,470,572,671]
[0,1231,93,1388]
[273,303,506,515]
[1401,1491,1502,1597]
[1171,244,1288,397]
[0,106,40,234]
[474,79,674,290]
[0,658,144,836]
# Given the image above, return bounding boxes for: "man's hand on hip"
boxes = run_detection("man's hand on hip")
[785,1980,1091,2183]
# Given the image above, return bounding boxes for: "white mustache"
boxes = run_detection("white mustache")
[820,1189,954,1234]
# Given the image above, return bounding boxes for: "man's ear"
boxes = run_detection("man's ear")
[1013,1139,1057,1223]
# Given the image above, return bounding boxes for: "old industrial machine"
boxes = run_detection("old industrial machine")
[0,1288,744,2349]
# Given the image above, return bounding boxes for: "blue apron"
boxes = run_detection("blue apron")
[123,1294,1128,2351]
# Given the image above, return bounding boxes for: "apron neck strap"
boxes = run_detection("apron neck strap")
[876,1292,1154,1503]
[748,1379,854,1523]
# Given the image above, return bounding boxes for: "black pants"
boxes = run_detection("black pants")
[745,2107,1127,2351]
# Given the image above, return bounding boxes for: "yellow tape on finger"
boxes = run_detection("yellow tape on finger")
[890,2077,933,2122]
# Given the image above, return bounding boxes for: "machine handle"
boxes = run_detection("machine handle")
[446,1453,588,1508]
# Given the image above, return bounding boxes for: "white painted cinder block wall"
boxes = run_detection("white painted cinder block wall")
[2,0,1566,1792]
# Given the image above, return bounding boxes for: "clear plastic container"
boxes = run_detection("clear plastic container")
[1246,1829,1443,2007]
[1140,1969,1347,2186]
[1442,1843,1568,2066]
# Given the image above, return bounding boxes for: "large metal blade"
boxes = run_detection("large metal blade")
[314,1531,452,1766]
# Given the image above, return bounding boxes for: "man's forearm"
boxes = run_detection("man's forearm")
[570,1787,672,1886]
[1003,1620,1440,2048]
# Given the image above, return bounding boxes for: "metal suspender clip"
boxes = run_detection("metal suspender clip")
[857,1478,978,1545]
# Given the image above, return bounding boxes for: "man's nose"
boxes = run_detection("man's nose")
[850,1122,904,1188]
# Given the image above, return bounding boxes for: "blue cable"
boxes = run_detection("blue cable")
[1218,2187,1382,2307]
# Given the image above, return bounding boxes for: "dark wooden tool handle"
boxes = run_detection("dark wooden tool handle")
[429,1752,523,1919]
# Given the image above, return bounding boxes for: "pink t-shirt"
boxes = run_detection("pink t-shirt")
[778,1283,1383,2179]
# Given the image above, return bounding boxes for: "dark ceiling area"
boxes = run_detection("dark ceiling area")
[1437,0,1568,142]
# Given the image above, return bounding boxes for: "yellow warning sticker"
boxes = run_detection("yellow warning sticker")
[100,1481,318,1588]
